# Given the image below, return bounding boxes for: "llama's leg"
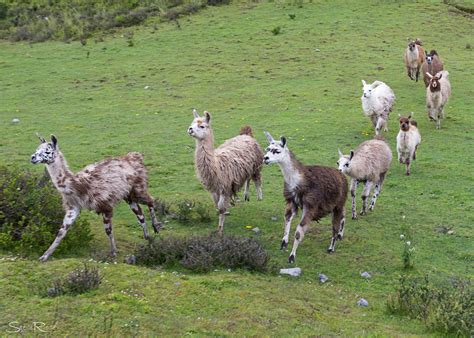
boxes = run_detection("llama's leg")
[375,117,384,135]
[243,180,250,202]
[253,171,263,201]
[141,194,162,233]
[103,211,118,256]
[405,158,411,176]
[360,181,373,215]
[407,67,413,80]
[127,200,150,239]
[39,207,80,262]
[288,208,310,263]
[328,206,345,253]
[415,66,420,82]
[281,202,297,250]
[369,173,385,211]
[350,179,359,220]
[217,194,228,234]
[413,146,418,160]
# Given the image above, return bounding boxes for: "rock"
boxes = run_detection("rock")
[252,227,260,234]
[357,298,369,307]
[360,271,371,279]
[280,267,301,277]
[319,273,328,283]
[124,254,136,265]
[11,118,20,124]
[144,85,150,89]
[271,216,278,221]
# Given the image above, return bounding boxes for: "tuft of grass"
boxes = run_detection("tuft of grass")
[387,275,473,336]
[135,234,270,273]
[271,26,281,35]
[44,263,102,297]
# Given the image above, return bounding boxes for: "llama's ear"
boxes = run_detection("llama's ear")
[192,109,200,118]
[204,111,211,123]
[426,72,433,79]
[50,135,58,149]
[437,73,442,80]
[264,131,274,143]
[338,148,343,158]
[280,136,287,147]
[408,112,413,119]
[361,80,366,86]
[36,132,46,143]
[349,150,354,160]
[398,113,401,118]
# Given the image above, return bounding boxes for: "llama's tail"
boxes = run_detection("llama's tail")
[239,125,254,137]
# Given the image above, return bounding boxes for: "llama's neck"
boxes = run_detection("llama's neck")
[278,152,303,191]
[46,150,74,191]
[195,133,219,190]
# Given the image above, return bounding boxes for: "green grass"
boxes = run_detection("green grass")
[1,0,473,335]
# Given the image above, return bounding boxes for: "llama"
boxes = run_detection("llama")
[337,138,392,220]
[361,80,396,135]
[30,135,161,262]
[426,70,451,129]
[404,39,425,82]
[263,132,348,263]
[187,109,263,233]
[422,50,444,87]
[396,114,421,176]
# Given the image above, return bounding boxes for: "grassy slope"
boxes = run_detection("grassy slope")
[0,1,473,335]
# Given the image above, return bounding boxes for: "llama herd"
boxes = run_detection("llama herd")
[30,39,452,264]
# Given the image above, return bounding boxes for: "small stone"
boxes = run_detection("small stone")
[174,282,181,286]
[280,267,301,277]
[319,273,328,283]
[315,48,321,52]
[360,271,371,279]
[144,85,150,89]
[271,216,278,221]
[357,298,369,307]
[252,227,260,234]
[447,230,454,235]
[124,255,136,265]
[11,118,20,123]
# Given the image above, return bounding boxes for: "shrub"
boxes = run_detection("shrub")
[135,234,270,273]
[271,26,282,35]
[0,166,92,256]
[46,263,102,297]
[387,275,472,336]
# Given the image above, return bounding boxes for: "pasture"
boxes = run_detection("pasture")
[0,1,473,335]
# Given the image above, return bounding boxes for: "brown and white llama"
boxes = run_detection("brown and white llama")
[187,110,263,233]
[337,137,392,220]
[30,134,161,262]
[263,132,348,263]
[404,39,425,82]
[397,114,421,176]
[422,50,444,87]
[426,70,451,129]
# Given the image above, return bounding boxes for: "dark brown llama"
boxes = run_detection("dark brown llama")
[263,132,348,263]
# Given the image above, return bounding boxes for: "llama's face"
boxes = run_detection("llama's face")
[31,135,58,164]
[408,41,416,52]
[188,109,211,140]
[399,116,411,132]
[263,132,287,165]
[426,53,433,65]
[361,80,373,98]
[428,74,442,92]
[337,149,353,174]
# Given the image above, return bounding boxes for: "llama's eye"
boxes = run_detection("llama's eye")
[199,125,205,129]
[345,163,349,167]
[275,150,281,154]
[336,161,339,165]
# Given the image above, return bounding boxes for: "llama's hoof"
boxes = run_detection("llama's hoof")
[152,223,162,233]
[337,233,343,240]
[327,248,335,254]
[360,210,366,216]
[406,172,410,176]
[352,215,357,220]
[244,195,250,202]
[39,255,49,262]
[280,240,288,250]
[288,254,295,264]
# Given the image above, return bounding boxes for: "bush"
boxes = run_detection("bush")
[387,275,472,336]
[135,234,270,273]
[0,166,92,256]
[46,263,102,297]
[157,198,212,224]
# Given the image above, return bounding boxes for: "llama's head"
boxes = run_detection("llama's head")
[337,149,354,174]
[425,50,437,65]
[407,40,416,52]
[426,72,442,92]
[188,109,211,140]
[361,80,377,99]
[263,131,288,165]
[398,113,413,132]
[31,134,58,164]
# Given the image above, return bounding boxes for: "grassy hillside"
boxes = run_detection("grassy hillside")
[1,0,472,335]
